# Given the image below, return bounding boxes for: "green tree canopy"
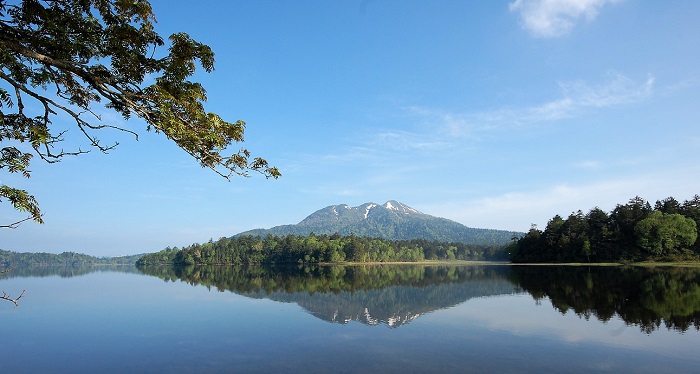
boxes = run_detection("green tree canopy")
[510,196,700,263]
[635,211,697,256]
[0,0,279,227]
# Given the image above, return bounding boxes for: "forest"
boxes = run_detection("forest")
[135,234,509,266]
[0,250,142,268]
[509,195,700,263]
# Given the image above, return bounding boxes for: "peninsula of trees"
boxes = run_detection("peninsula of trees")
[0,249,142,267]
[135,234,509,266]
[509,195,700,263]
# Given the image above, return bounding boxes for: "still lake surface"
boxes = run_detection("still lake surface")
[2,264,700,373]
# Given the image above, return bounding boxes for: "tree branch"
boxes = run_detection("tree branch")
[0,268,23,307]
[0,267,16,274]
[1,290,25,307]
[0,70,136,157]
[0,33,152,124]
[0,215,35,229]
[0,0,279,224]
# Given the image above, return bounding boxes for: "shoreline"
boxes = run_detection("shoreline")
[135,260,700,267]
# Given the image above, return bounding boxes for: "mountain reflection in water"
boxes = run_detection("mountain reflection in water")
[136,264,700,333]
[137,264,519,327]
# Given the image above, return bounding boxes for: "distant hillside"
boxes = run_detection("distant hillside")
[0,249,143,267]
[238,200,520,245]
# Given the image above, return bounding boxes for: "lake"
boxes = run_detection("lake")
[1,264,700,373]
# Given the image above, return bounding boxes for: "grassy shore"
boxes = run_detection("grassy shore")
[318,260,700,267]
[629,261,700,267]
[315,260,511,266]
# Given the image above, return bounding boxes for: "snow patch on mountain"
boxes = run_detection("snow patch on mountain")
[403,205,420,214]
[363,203,377,219]
[383,200,421,215]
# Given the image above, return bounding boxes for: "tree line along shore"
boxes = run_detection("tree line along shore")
[508,196,700,263]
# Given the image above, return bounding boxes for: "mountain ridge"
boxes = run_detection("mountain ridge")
[237,200,520,245]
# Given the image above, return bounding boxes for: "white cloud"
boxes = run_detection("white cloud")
[561,73,654,107]
[406,107,481,138]
[658,76,700,97]
[509,0,621,38]
[525,97,575,121]
[288,72,657,217]
[420,165,700,232]
[372,130,454,151]
[407,73,653,133]
[444,296,683,353]
[572,160,601,170]
[518,73,654,122]
[301,73,652,176]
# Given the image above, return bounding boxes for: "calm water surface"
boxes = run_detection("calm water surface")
[1,265,699,373]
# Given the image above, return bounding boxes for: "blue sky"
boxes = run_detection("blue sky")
[2,0,700,256]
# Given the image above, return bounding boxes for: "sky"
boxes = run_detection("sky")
[2,0,700,256]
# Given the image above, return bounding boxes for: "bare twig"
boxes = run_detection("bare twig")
[1,290,25,307]
[0,267,16,274]
[0,215,35,228]
[0,268,24,307]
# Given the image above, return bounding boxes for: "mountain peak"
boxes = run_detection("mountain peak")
[382,200,422,215]
[323,201,422,219]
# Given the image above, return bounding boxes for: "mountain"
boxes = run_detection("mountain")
[237,200,520,245]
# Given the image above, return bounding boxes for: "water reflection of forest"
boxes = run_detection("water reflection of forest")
[509,265,700,333]
[139,265,519,327]
[134,266,700,333]
[0,265,141,278]
[136,264,700,333]
[8,264,699,333]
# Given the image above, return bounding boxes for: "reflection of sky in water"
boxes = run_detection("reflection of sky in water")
[1,270,700,373]
[434,293,700,359]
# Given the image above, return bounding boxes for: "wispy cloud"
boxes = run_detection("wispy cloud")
[518,72,654,122]
[572,160,601,170]
[290,73,655,197]
[405,107,484,138]
[658,76,700,97]
[406,72,653,135]
[559,73,654,107]
[372,130,454,151]
[509,0,622,38]
[318,147,377,163]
